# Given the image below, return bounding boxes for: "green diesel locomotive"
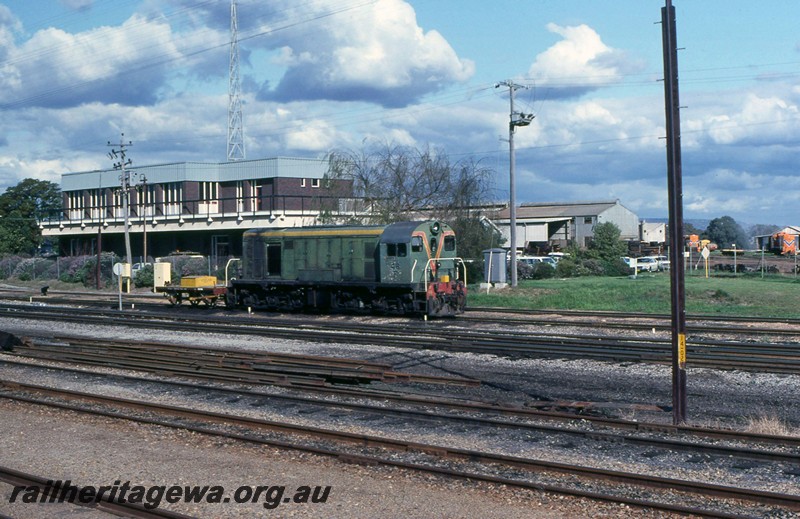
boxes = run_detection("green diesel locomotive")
[226,220,467,316]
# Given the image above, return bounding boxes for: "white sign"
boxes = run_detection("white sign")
[112,262,124,276]
[701,247,710,259]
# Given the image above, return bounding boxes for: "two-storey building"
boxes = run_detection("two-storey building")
[41,157,358,265]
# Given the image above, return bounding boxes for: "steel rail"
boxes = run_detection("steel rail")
[3,286,799,327]
[12,335,478,388]
[2,356,798,466]
[5,355,797,448]
[468,306,800,326]
[4,304,800,374]
[2,379,798,516]
[4,290,800,337]
[0,465,193,518]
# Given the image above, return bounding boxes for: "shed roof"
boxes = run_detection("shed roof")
[495,200,622,220]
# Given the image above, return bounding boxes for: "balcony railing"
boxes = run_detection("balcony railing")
[40,194,377,229]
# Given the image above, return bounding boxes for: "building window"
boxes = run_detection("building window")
[199,181,218,216]
[247,180,261,211]
[89,189,102,219]
[200,181,218,202]
[301,178,307,188]
[68,192,84,220]
[236,181,244,213]
[311,178,320,188]
[584,216,593,225]
[163,183,182,216]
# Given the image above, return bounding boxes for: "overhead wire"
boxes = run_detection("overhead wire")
[3,1,799,164]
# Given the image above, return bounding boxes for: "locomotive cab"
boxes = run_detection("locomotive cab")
[379,221,466,316]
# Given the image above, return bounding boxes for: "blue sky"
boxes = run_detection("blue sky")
[1,0,799,227]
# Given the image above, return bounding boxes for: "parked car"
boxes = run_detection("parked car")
[622,256,658,272]
[517,256,557,268]
[652,255,670,271]
[635,257,659,272]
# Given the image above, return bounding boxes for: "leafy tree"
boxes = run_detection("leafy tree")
[705,215,748,249]
[0,179,62,254]
[684,221,704,237]
[585,222,628,262]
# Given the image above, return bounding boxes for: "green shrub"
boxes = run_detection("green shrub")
[133,264,155,288]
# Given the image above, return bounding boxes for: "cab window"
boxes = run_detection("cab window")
[386,243,397,257]
[397,243,407,257]
[444,235,455,252]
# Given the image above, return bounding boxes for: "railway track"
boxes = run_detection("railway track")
[9,334,478,388]
[1,377,798,517]
[2,302,800,374]
[3,355,799,465]
[4,287,800,336]
[0,465,193,518]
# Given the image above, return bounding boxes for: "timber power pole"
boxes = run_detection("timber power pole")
[496,80,534,287]
[661,0,687,425]
[108,134,134,266]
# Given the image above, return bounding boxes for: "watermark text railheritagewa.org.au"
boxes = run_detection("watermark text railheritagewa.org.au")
[8,480,331,510]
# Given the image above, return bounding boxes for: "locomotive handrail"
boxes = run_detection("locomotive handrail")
[225,258,241,285]
[422,257,467,294]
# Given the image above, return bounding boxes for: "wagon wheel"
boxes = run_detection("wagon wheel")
[205,297,217,308]
[167,294,181,306]
[190,299,200,307]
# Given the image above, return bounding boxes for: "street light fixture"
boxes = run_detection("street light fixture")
[496,80,534,287]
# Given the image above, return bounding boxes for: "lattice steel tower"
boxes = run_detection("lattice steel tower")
[227,0,245,161]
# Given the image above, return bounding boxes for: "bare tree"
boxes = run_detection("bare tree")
[327,143,502,272]
[328,142,493,224]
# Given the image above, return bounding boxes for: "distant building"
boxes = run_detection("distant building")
[640,221,667,244]
[755,225,800,255]
[492,200,639,252]
[41,157,358,263]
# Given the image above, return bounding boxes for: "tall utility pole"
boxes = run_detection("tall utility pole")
[108,134,133,266]
[661,0,687,425]
[496,80,534,287]
[139,173,148,263]
[227,0,245,161]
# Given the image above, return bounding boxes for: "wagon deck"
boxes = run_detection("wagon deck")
[156,276,228,307]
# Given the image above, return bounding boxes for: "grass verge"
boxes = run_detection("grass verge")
[468,273,800,318]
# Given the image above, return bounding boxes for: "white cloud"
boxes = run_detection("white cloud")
[527,23,641,98]
[259,0,474,107]
[0,13,182,108]
[285,119,338,151]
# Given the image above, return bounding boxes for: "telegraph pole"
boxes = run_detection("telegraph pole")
[661,0,687,425]
[496,80,534,287]
[139,173,148,264]
[108,134,133,266]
